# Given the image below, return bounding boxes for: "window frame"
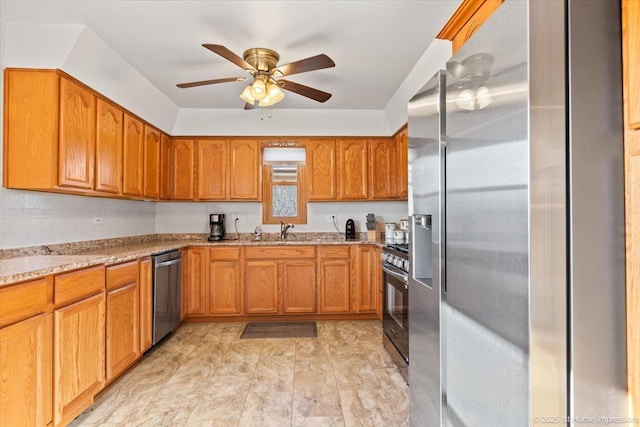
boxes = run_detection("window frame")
[262,163,308,224]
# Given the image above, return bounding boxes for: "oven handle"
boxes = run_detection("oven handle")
[382,264,409,285]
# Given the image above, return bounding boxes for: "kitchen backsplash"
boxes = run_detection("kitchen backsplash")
[155,201,408,235]
[0,188,406,249]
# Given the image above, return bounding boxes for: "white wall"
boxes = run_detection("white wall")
[172,108,391,136]
[384,39,451,133]
[0,23,169,249]
[155,201,407,235]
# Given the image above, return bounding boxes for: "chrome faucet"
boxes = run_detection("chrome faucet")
[280,221,295,240]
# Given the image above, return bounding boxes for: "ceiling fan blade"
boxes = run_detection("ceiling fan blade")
[176,77,246,88]
[202,44,256,71]
[280,79,332,103]
[273,54,335,77]
[244,102,256,110]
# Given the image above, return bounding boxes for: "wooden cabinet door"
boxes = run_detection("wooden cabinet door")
[106,283,139,381]
[437,0,504,54]
[4,69,59,190]
[184,248,208,316]
[319,259,351,313]
[95,99,123,194]
[58,78,96,189]
[209,261,242,314]
[338,139,368,200]
[369,138,395,199]
[625,0,640,129]
[160,133,172,200]
[54,293,105,426]
[245,261,279,314]
[143,125,161,199]
[172,138,195,200]
[229,139,261,200]
[0,313,53,427]
[122,113,144,196]
[395,126,408,198]
[139,258,153,352]
[282,260,316,314]
[105,261,140,381]
[307,139,337,200]
[196,138,227,200]
[354,246,377,313]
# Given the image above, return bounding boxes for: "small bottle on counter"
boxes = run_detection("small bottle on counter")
[254,225,262,241]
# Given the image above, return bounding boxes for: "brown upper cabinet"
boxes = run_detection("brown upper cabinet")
[160,133,172,200]
[170,138,195,200]
[3,69,101,193]
[95,99,123,194]
[195,138,261,201]
[196,138,227,200]
[369,138,395,199]
[3,69,405,203]
[394,125,408,198]
[143,125,161,199]
[229,139,261,200]
[624,0,640,130]
[437,0,504,54]
[338,139,369,200]
[3,68,168,201]
[307,138,337,200]
[58,78,96,190]
[306,133,407,201]
[122,113,145,197]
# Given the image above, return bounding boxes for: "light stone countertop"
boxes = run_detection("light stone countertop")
[0,233,383,287]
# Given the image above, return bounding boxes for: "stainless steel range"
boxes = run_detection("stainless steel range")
[381,243,409,382]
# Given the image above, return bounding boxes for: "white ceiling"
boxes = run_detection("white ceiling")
[0,0,460,111]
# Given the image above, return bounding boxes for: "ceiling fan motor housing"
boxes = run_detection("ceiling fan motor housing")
[243,48,280,72]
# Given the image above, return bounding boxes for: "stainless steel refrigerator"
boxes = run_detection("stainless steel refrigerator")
[407,1,627,425]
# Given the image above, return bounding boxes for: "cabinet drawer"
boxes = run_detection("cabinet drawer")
[317,245,351,259]
[210,247,241,261]
[0,277,53,328]
[54,266,105,306]
[106,261,138,291]
[245,246,316,260]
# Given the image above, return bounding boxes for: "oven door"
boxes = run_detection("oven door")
[382,263,409,363]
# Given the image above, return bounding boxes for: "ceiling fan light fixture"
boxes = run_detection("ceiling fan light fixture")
[250,79,267,100]
[240,86,255,104]
[267,83,285,104]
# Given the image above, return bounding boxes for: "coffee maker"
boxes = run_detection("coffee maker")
[208,214,225,241]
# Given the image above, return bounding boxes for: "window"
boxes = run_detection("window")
[262,163,307,224]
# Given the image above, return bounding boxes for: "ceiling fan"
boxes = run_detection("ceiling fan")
[177,44,335,108]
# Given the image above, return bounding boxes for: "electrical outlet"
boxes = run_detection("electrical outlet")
[325,214,336,223]
[93,216,103,225]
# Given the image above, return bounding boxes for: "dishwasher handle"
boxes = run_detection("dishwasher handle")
[155,258,182,268]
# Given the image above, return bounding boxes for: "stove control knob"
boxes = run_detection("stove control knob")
[381,253,388,262]
[394,258,403,267]
[404,260,410,270]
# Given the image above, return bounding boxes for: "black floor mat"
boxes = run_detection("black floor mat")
[240,321,317,339]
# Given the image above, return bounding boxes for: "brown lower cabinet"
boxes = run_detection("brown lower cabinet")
[183,244,380,320]
[54,291,106,426]
[139,257,153,352]
[318,246,352,313]
[0,312,53,427]
[105,261,140,381]
[0,259,153,427]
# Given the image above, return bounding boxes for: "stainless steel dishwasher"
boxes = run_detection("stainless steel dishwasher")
[152,249,182,345]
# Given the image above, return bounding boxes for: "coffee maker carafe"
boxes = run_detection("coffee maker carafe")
[208,214,225,241]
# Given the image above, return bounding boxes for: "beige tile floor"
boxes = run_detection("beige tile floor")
[70,320,409,427]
